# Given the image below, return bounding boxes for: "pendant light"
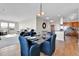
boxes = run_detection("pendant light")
[36,3,45,16]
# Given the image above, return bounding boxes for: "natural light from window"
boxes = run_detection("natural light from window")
[9,23,15,28]
[1,22,8,28]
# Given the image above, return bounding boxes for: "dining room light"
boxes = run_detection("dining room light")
[36,3,45,16]
[37,11,45,16]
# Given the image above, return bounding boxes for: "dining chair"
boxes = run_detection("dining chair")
[41,33,56,56]
[29,43,40,56]
[19,36,29,56]
[19,36,40,56]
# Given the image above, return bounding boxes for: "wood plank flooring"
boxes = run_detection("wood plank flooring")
[54,36,78,56]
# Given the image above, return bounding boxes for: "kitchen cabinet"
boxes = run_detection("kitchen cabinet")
[55,31,64,41]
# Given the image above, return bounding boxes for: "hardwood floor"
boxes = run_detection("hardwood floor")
[54,36,78,56]
[54,40,64,56]
[40,36,79,56]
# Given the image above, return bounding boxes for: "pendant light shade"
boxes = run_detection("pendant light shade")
[36,3,45,16]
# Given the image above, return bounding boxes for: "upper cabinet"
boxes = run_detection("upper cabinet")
[64,21,79,27]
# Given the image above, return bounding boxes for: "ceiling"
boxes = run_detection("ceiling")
[0,3,79,22]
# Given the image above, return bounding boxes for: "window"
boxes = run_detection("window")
[1,22,8,28]
[9,23,15,28]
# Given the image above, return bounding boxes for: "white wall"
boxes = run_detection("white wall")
[36,16,51,35]
[19,19,36,31]
[55,24,61,31]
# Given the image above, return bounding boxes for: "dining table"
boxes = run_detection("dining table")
[24,36,47,45]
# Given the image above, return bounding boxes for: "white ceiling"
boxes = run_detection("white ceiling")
[0,3,79,22]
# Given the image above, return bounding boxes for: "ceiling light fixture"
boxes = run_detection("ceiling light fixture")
[36,3,45,16]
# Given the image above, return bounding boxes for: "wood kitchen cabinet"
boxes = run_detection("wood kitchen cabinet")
[64,21,79,27]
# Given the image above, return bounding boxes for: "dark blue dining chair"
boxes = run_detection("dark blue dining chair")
[19,36,40,56]
[19,36,29,56]
[41,33,56,56]
[29,44,40,56]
